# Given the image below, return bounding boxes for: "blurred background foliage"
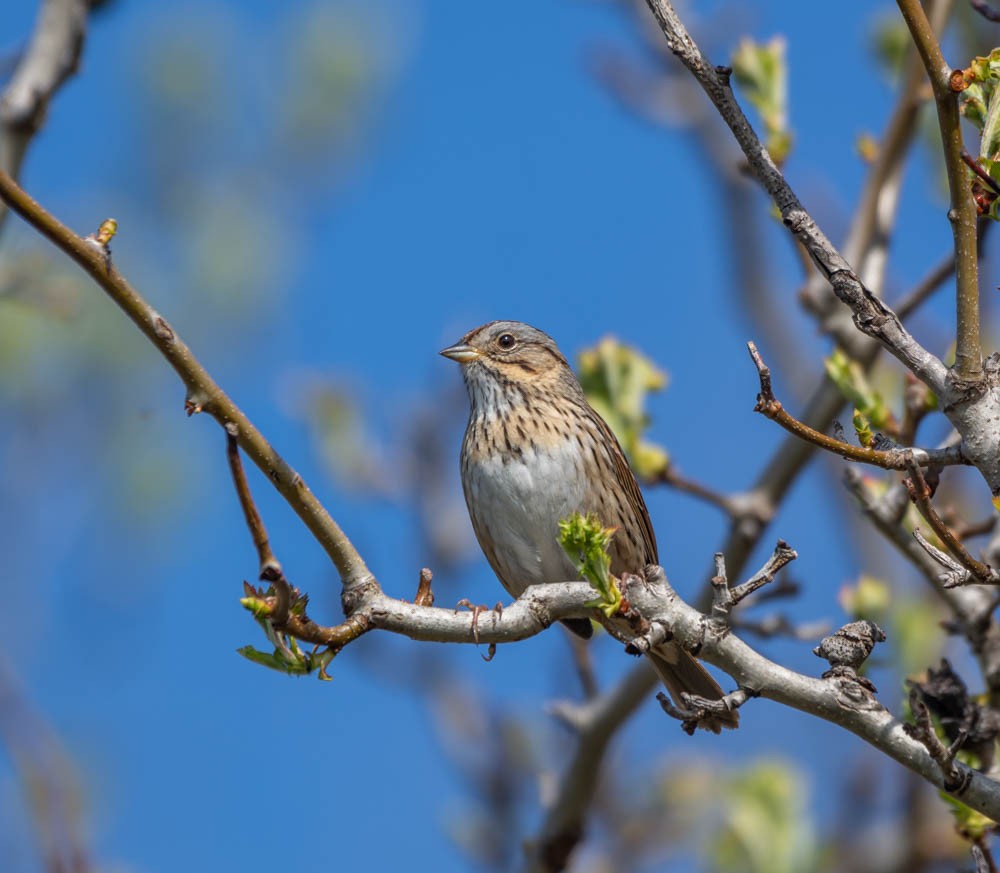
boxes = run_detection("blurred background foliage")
[2,1,1000,872]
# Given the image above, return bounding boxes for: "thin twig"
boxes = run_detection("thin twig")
[225,424,291,625]
[414,567,435,607]
[748,341,967,471]
[657,687,752,732]
[225,424,281,577]
[844,467,1000,698]
[897,0,982,382]
[904,457,1000,584]
[903,687,970,792]
[913,528,975,587]
[804,1,944,326]
[711,541,797,623]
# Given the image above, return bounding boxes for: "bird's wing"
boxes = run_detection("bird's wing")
[585,404,659,566]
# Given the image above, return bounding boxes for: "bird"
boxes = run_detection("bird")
[441,320,738,732]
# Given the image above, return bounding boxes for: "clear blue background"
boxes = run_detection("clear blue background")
[1,1,990,871]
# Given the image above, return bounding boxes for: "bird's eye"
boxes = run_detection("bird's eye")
[496,333,517,350]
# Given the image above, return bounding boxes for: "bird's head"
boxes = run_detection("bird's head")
[440,321,575,404]
[440,321,580,412]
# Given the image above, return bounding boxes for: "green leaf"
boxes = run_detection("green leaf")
[577,336,669,480]
[236,645,312,675]
[823,348,891,429]
[732,37,793,165]
[558,511,622,617]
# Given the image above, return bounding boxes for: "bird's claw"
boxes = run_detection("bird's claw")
[455,599,505,650]
[455,598,489,643]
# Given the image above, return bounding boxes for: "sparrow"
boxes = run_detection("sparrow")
[442,320,737,731]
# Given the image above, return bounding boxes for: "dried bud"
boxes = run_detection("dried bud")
[813,620,886,670]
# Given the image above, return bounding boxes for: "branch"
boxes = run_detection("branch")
[803,1,945,331]
[642,0,949,396]
[904,457,1000,585]
[623,569,1000,821]
[897,0,982,383]
[748,342,966,471]
[844,468,1000,701]
[530,665,657,873]
[710,540,797,623]
[0,168,375,595]
[226,426,291,625]
[0,0,90,234]
[904,686,970,792]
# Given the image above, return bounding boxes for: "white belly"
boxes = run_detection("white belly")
[464,439,587,596]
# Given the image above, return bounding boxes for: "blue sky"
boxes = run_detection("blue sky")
[1,1,991,871]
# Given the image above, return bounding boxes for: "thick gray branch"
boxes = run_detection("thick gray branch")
[354,581,599,644]
[338,568,1000,822]
[622,570,1000,819]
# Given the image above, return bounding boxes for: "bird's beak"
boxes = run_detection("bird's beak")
[439,343,480,363]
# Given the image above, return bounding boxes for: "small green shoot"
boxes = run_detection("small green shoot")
[824,348,892,431]
[558,511,622,618]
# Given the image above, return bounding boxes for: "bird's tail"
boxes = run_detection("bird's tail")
[647,645,739,733]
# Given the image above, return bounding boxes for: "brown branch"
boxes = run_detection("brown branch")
[843,468,1000,701]
[225,424,280,576]
[414,567,435,607]
[0,169,375,597]
[897,0,982,383]
[904,457,1000,585]
[225,424,291,625]
[748,341,967,471]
